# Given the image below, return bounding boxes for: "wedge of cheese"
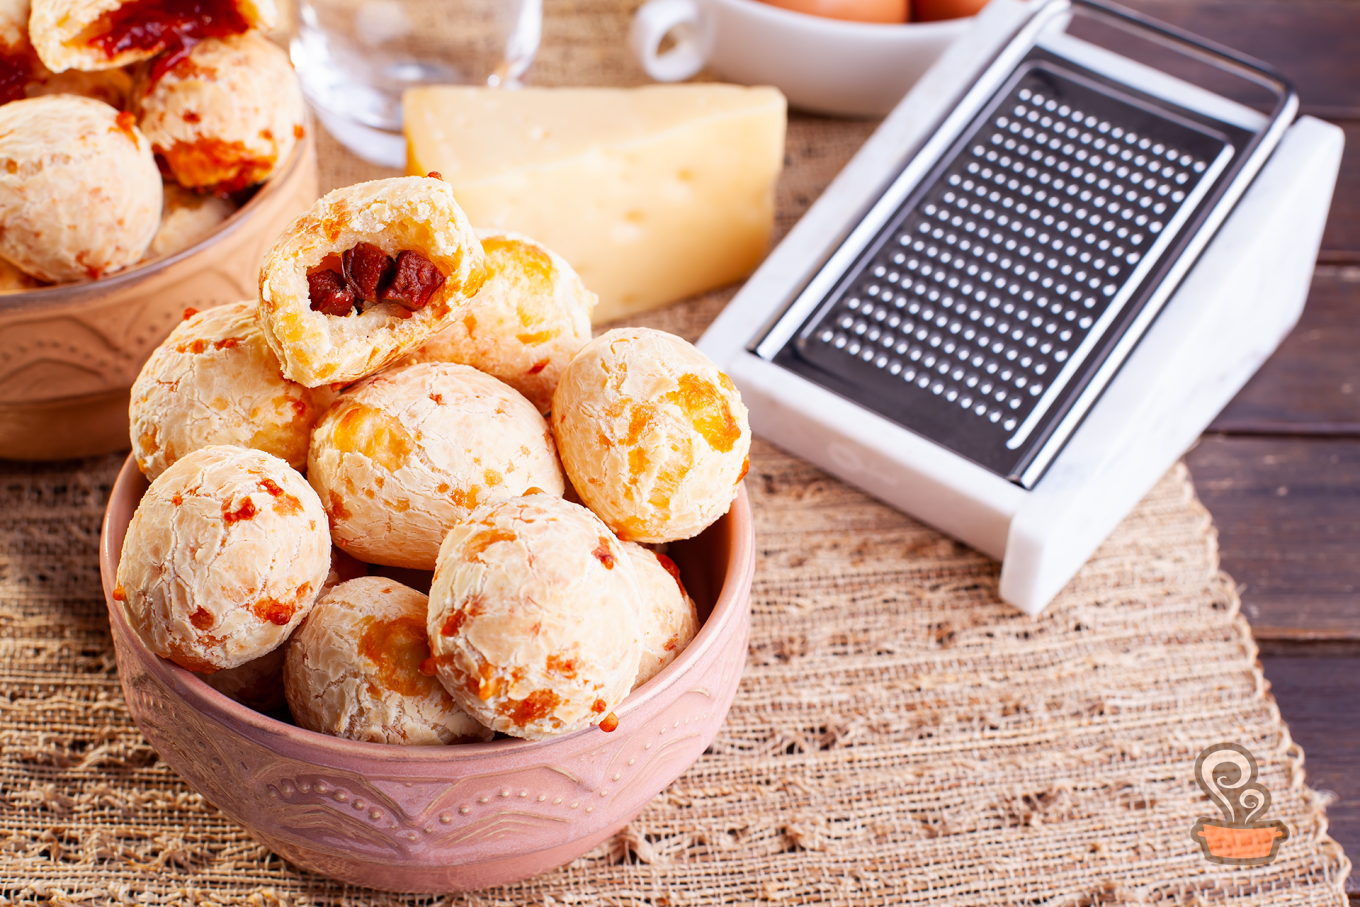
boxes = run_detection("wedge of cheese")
[404,84,787,323]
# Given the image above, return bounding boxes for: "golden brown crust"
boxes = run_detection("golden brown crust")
[129,300,327,480]
[24,63,130,105]
[257,176,488,387]
[115,446,330,672]
[623,541,699,689]
[284,577,493,745]
[143,182,236,261]
[308,361,565,570]
[426,494,643,740]
[134,31,303,193]
[0,0,30,51]
[551,327,751,543]
[0,255,44,292]
[2,2,133,106]
[409,230,596,414]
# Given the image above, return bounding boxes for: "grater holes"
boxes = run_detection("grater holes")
[808,73,1221,444]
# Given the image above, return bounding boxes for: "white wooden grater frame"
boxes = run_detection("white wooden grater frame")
[697,0,1345,615]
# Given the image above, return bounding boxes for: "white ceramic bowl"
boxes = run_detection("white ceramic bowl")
[631,0,973,116]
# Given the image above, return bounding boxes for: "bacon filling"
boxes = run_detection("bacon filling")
[0,52,28,105]
[307,243,445,318]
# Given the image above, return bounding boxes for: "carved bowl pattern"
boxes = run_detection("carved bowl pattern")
[0,134,320,460]
[100,457,755,893]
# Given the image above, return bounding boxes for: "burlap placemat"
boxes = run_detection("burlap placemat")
[1,0,1352,902]
[1,446,1352,905]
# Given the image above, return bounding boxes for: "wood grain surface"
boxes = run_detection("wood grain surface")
[1210,267,1360,434]
[1320,123,1360,263]
[1257,656,1360,888]
[1186,436,1360,639]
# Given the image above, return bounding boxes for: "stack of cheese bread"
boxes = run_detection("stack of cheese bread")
[114,175,751,744]
[0,0,303,289]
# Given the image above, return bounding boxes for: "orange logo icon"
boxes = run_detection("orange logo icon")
[1190,742,1289,865]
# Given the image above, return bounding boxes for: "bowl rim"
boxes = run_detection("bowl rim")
[0,122,314,317]
[99,453,755,763]
[714,0,976,35]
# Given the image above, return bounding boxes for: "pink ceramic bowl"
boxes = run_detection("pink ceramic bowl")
[99,455,753,893]
[0,132,319,461]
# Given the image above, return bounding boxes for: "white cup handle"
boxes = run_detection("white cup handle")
[630,0,706,82]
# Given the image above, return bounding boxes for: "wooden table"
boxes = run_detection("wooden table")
[1108,0,1360,895]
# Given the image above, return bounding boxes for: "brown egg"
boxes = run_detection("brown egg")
[912,0,987,22]
[757,0,906,24]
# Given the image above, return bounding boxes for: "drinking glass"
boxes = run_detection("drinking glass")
[291,0,542,167]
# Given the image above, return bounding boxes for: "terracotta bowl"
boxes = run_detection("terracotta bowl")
[0,133,320,462]
[99,456,754,893]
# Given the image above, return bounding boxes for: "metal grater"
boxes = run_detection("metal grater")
[699,0,1345,613]
[772,55,1248,485]
[758,29,1273,487]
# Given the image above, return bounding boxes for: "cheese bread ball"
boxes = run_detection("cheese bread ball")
[115,446,330,673]
[129,301,328,480]
[284,577,492,745]
[623,542,699,689]
[258,176,488,387]
[145,183,236,261]
[552,327,751,543]
[202,644,287,712]
[427,494,643,740]
[0,95,161,282]
[309,361,564,570]
[28,0,278,72]
[409,231,596,414]
[135,31,304,193]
